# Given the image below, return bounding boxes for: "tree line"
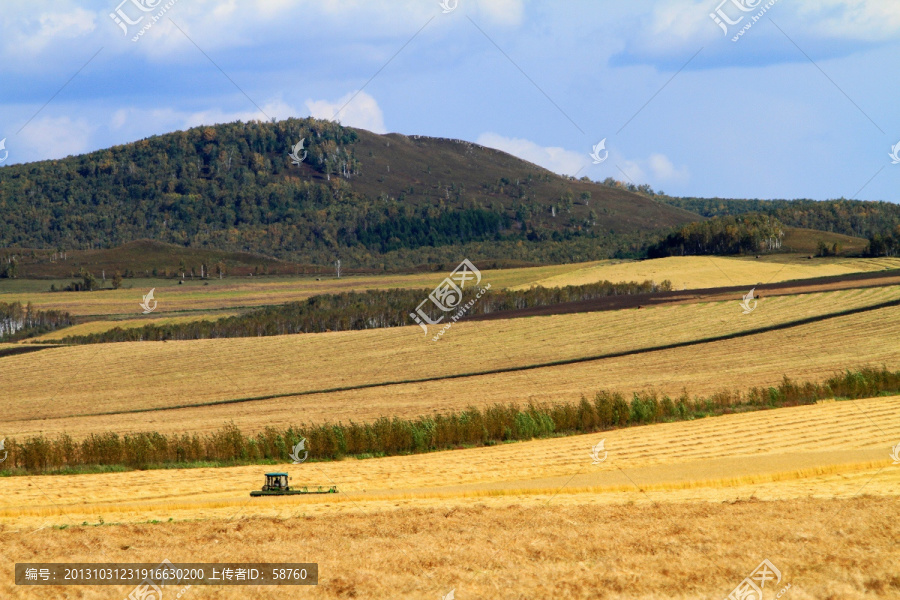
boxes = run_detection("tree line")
[0,301,74,341]
[3,367,896,474]
[654,196,900,241]
[865,233,899,257]
[56,279,672,344]
[647,214,785,258]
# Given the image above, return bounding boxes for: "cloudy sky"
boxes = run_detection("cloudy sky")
[1,0,899,202]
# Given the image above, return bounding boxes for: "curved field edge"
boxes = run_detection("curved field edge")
[3,285,899,422]
[2,368,898,475]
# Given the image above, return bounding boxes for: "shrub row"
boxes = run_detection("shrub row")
[3,367,898,474]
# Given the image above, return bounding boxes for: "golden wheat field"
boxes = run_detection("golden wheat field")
[3,256,898,320]
[1,397,898,598]
[2,285,899,438]
[518,255,900,290]
[2,267,899,600]
[3,395,898,526]
[0,261,608,317]
[1,498,898,599]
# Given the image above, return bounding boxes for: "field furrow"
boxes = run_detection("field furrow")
[1,287,898,435]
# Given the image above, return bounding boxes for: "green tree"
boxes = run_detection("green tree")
[80,268,97,291]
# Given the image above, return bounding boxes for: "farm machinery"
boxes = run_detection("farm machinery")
[250,472,338,496]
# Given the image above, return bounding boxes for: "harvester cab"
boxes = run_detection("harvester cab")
[250,472,337,496]
[263,472,290,492]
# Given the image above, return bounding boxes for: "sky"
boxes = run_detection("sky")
[1,0,899,202]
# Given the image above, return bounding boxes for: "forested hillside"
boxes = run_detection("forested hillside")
[654,196,900,240]
[647,215,786,258]
[0,118,698,268]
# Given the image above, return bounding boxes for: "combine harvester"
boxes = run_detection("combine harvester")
[250,472,338,497]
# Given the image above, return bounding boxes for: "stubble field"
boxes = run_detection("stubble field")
[1,395,898,598]
[2,255,899,599]
[2,285,898,438]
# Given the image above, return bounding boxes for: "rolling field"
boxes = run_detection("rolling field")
[1,285,899,438]
[518,255,900,291]
[2,260,899,600]
[3,394,898,524]
[1,396,897,598]
[3,256,899,320]
[26,312,241,342]
[0,261,608,317]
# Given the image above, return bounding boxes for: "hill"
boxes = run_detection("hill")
[0,118,699,268]
[654,195,900,240]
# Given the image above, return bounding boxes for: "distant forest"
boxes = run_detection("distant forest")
[647,215,785,258]
[655,196,900,241]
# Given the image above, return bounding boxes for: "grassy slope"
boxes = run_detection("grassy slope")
[347,129,701,233]
[780,226,869,254]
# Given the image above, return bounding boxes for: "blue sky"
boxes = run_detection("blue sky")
[1,0,899,202]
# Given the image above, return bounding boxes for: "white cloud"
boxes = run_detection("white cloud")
[795,0,900,41]
[617,152,689,186]
[618,0,900,65]
[16,116,93,162]
[475,0,525,27]
[476,133,587,175]
[2,6,96,62]
[107,100,300,137]
[183,99,298,128]
[647,153,689,182]
[306,91,386,134]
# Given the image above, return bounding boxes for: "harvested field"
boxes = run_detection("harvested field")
[519,255,900,291]
[2,394,897,523]
[0,262,608,317]
[1,497,898,599]
[2,289,899,437]
[1,396,898,598]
